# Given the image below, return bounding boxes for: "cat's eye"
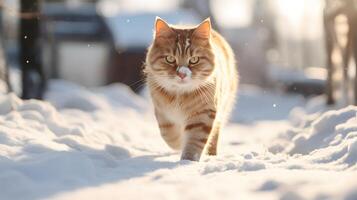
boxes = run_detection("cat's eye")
[165,55,176,64]
[189,56,199,65]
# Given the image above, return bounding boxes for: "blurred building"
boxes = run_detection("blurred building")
[42,1,113,87]
[42,0,201,91]
[0,0,327,95]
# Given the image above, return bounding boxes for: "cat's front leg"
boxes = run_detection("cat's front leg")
[155,109,182,150]
[181,109,216,161]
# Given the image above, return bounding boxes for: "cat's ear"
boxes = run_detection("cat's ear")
[193,18,211,39]
[155,17,174,38]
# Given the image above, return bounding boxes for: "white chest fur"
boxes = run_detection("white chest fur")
[160,100,186,125]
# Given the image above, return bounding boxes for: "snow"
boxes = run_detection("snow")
[0,80,356,200]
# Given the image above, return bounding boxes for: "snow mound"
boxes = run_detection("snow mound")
[46,79,148,112]
[270,106,357,168]
[0,82,163,200]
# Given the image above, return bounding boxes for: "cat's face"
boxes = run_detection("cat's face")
[145,18,215,93]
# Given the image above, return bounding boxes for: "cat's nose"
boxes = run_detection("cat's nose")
[176,66,191,80]
[177,72,187,79]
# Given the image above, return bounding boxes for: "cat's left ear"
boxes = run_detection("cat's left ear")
[193,18,211,39]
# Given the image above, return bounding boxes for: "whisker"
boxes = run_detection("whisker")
[128,78,146,88]
[197,87,210,106]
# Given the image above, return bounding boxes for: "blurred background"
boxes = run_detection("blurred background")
[0,0,356,105]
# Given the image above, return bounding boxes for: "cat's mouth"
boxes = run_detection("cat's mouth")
[175,76,192,85]
[177,78,189,84]
[158,77,203,93]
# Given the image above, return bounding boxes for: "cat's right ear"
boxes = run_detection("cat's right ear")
[154,17,174,38]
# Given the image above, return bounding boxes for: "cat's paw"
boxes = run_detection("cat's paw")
[180,152,201,161]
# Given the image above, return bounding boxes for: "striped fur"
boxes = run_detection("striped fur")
[144,17,238,161]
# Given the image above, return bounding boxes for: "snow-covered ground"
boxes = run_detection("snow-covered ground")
[0,80,356,200]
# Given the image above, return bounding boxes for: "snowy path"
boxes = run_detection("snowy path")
[0,81,356,200]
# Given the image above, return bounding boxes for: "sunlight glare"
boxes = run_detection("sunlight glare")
[276,0,305,24]
[211,0,254,28]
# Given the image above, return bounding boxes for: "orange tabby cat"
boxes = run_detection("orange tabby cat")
[144,17,238,161]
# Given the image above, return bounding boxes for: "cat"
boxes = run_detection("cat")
[144,17,238,161]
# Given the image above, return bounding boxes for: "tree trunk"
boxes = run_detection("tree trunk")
[324,3,335,105]
[19,0,45,99]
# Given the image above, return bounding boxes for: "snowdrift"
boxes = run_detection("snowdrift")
[0,81,356,200]
[271,105,357,170]
[0,81,164,200]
